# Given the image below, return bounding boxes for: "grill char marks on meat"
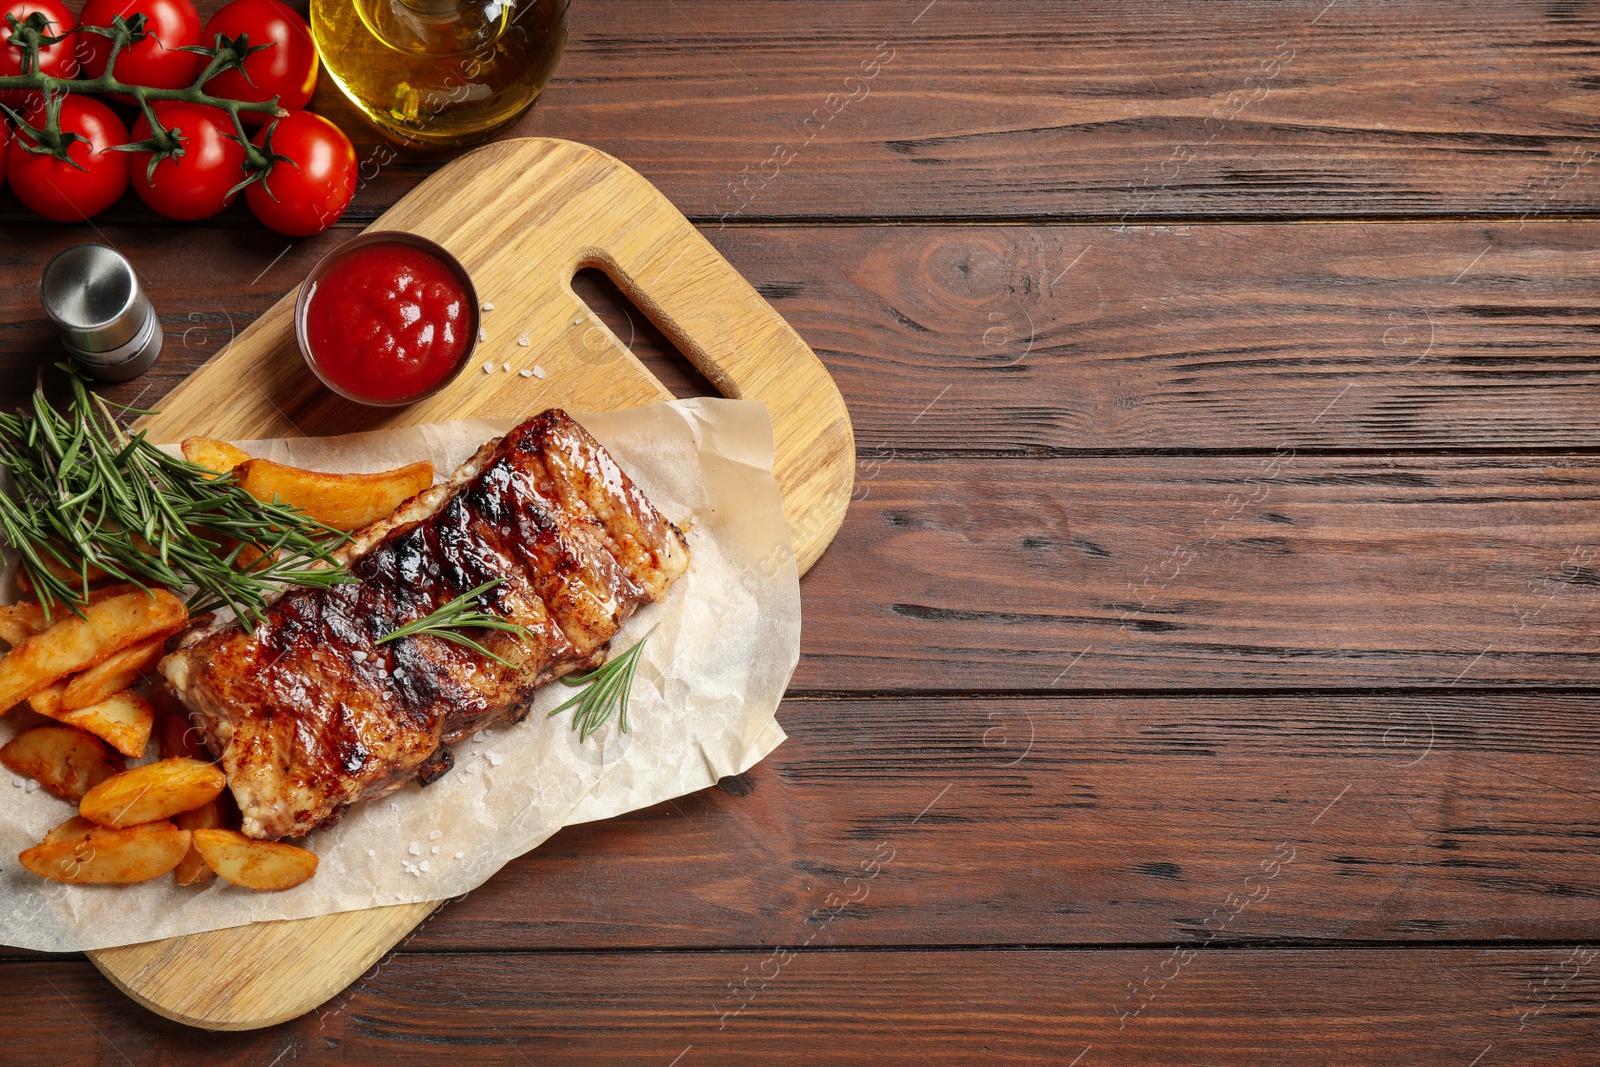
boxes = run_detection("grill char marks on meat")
[159,410,690,840]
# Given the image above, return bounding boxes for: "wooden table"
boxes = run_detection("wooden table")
[3,0,1599,1060]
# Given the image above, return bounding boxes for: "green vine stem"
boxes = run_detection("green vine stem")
[0,12,286,176]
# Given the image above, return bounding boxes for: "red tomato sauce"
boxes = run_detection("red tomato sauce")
[303,241,472,403]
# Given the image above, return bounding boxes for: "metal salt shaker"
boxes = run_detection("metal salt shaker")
[39,243,163,381]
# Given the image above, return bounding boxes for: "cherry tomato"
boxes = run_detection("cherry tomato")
[0,1,85,109]
[128,101,246,220]
[246,111,356,236]
[7,96,130,221]
[80,0,204,91]
[201,0,317,121]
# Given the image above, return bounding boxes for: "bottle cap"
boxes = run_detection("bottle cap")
[39,243,163,382]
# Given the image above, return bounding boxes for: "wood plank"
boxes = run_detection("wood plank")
[5,948,1596,1062]
[8,220,1600,452]
[9,1,1600,225]
[796,454,1600,691]
[395,693,1600,951]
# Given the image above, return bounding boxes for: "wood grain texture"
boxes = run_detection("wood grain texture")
[6,948,1598,1064]
[9,0,1600,226]
[392,693,1600,951]
[88,137,853,1031]
[0,0,1594,1052]
[13,220,1600,454]
[795,455,1600,691]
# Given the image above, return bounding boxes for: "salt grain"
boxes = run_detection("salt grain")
[532,365,545,379]
[517,335,530,347]
[481,301,494,311]
[478,326,487,342]
[431,845,440,854]
[482,361,494,374]
[409,841,421,856]
[367,849,376,857]
[486,751,502,767]
[429,829,442,840]
[352,650,367,663]
[518,368,533,378]
[419,860,430,872]
[396,891,405,900]
[574,316,583,324]
[455,851,464,859]
[24,779,38,793]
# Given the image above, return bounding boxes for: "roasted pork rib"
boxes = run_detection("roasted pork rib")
[160,410,690,840]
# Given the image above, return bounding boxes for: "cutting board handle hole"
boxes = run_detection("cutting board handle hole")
[570,268,721,401]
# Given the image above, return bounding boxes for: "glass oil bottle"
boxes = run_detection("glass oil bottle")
[310,0,570,147]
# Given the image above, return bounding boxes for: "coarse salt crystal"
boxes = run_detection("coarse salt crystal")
[409,841,421,855]
[519,368,533,378]
[482,361,494,374]
[486,751,502,766]
[574,316,583,324]
[396,891,405,900]
[502,363,510,373]
[419,860,429,872]
[429,829,442,840]
[352,650,367,663]
[431,845,440,854]
[533,366,545,379]
[517,335,530,347]
[478,326,487,342]
[481,301,494,311]
[25,779,38,792]
[455,851,464,859]
[367,849,376,857]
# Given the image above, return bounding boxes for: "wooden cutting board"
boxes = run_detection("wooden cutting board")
[87,137,854,1030]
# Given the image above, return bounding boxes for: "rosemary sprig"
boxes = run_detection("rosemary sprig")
[376,579,532,667]
[549,628,655,742]
[0,367,350,628]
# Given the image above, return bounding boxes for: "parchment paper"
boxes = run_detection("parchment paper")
[0,398,798,952]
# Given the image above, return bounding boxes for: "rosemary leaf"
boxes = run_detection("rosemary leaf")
[376,579,532,667]
[549,627,655,740]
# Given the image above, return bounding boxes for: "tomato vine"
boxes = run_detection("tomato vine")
[0,10,283,181]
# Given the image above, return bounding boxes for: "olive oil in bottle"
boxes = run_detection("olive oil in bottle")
[310,0,569,147]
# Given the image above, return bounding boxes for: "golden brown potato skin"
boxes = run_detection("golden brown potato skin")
[162,411,689,840]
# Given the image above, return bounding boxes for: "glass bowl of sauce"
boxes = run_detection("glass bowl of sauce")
[296,232,478,407]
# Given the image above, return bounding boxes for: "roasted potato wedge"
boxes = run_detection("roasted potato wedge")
[234,458,434,531]
[172,798,229,886]
[61,633,171,711]
[0,589,187,712]
[31,686,156,760]
[0,724,124,802]
[192,828,318,891]
[14,551,109,597]
[180,436,253,476]
[79,757,226,828]
[0,583,142,645]
[20,816,190,884]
